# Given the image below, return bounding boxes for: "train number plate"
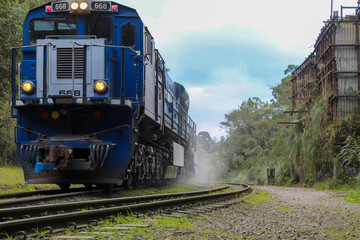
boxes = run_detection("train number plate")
[52,2,69,12]
[91,2,111,11]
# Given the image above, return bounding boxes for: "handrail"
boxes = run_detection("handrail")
[11,43,52,110]
[11,44,50,50]
[17,63,21,98]
[163,86,196,145]
[72,42,139,55]
[11,42,196,146]
[11,42,140,106]
[73,42,140,104]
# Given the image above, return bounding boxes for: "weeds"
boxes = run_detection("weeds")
[0,232,15,240]
[345,190,360,204]
[244,189,272,206]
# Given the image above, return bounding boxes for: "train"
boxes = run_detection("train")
[10,0,196,190]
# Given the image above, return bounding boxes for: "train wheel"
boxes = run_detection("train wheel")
[58,183,70,192]
[124,172,134,189]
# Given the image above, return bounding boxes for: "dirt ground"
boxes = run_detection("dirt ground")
[186,186,360,239]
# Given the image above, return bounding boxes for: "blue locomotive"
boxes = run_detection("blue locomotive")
[10,0,196,190]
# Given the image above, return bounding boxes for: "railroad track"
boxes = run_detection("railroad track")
[0,188,116,209]
[0,187,91,200]
[0,184,251,239]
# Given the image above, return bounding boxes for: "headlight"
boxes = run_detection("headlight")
[21,81,35,95]
[51,111,60,120]
[94,80,108,94]
[80,2,88,11]
[70,2,79,11]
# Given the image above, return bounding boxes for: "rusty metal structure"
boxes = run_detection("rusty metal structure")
[291,5,360,122]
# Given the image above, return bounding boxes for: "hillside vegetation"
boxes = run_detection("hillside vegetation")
[198,65,360,191]
[0,0,49,166]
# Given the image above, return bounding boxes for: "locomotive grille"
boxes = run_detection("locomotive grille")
[57,48,84,79]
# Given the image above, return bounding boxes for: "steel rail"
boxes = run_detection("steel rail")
[0,189,107,209]
[0,185,229,220]
[0,184,250,238]
[0,187,93,200]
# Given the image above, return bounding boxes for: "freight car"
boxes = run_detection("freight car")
[10,0,196,190]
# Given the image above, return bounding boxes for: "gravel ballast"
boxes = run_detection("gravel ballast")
[52,186,360,239]
[187,186,360,239]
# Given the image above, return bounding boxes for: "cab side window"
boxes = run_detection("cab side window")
[121,21,136,47]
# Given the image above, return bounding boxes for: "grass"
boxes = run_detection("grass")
[0,166,58,194]
[314,175,360,204]
[315,179,355,191]
[59,211,246,240]
[276,206,299,213]
[345,190,360,204]
[244,189,272,206]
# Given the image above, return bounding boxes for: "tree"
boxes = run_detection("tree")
[0,0,49,165]
[219,72,295,184]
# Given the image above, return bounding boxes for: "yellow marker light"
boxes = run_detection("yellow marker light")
[94,80,108,94]
[21,81,35,95]
[70,2,79,10]
[51,111,60,120]
[80,2,88,10]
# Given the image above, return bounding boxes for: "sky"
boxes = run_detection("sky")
[116,0,358,139]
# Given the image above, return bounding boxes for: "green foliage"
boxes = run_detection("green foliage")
[0,0,49,166]
[303,177,315,187]
[283,64,298,75]
[218,69,359,186]
[278,95,337,185]
[337,134,360,167]
[315,174,360,203]
[335,108,360,141]
[220,79,293,184]
[345,190,360,204]
[244,189,272,205]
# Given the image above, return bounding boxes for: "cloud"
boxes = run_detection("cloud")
[133,0,349,57]
[185,64,272,139]
[154,25,297,138]
[187,66,271,111]
[160,25,297,83]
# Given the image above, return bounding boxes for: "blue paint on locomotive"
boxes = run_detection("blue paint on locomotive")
[13,2,144,184]
[11,1,196,187]
[21,3,145,102]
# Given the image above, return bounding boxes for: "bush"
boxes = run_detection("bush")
[303,177,315,187]
[315,173,358,190]
[345,190,360,204]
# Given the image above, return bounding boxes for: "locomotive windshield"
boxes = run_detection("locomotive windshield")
[30,18,77,44]
[87,16,112,43]
[29,16,113,44]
